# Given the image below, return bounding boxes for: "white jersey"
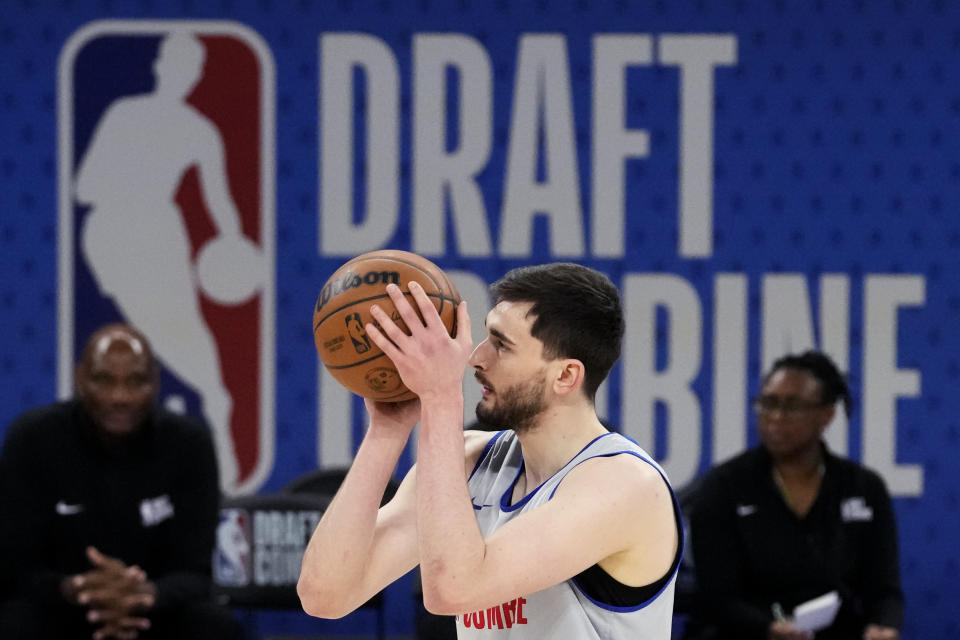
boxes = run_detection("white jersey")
[457,430,682,640]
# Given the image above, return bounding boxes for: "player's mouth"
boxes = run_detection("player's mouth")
[475,373,494,397]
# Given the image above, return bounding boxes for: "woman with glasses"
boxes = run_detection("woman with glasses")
[684,351,903,640]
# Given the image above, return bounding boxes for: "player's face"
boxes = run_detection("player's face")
[469,301,551,433]
[76,336,158,439]
[755,368,832,460]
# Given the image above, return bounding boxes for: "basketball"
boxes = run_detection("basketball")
[313,250,461,402]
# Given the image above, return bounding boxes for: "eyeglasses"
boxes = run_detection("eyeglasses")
[751,395,827,416]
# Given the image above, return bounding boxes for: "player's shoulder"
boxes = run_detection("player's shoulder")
[464,428,499,451]
[572,447,667,495]
[555,434,670,506]
[463,429,505,471]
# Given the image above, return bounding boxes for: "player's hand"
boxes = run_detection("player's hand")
[768,620,813,640]
[863,624,899,640]
[366,282,472,400]
[365,396,421,436]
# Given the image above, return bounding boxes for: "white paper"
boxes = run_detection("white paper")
[792,590,841,632]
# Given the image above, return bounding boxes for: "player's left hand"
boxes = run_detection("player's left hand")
[366,281,472,400]
[863,624,899,640]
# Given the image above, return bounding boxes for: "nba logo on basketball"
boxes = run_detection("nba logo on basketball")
[57,20,276,494]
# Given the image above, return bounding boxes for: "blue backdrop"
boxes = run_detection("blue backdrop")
[1,2,957,638]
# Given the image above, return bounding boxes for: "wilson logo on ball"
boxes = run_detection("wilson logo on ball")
[315,269,401,314]
[313,250,461,402]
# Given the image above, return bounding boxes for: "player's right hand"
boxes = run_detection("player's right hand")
[365,396,421,436]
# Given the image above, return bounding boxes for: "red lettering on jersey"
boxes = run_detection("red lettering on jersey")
[516,596,528,624]
[487,605,504,629]
[461,597,529,629]
[502,598,516,627]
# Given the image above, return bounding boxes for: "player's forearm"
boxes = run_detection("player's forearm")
[415,395,485,614]
[297,427,406,616]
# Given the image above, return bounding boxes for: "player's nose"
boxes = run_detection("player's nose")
[468,339,489,370]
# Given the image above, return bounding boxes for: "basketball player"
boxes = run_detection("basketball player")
[74,31,244,491]
[299,263,683,638]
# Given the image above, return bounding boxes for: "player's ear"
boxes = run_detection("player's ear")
[553,359,585,397]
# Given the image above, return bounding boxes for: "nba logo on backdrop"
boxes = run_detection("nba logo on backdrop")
[214,508,253,586]
[57,21,276,494]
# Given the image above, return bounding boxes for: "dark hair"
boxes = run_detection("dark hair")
[489,263,624,401]
[765,350,852,417]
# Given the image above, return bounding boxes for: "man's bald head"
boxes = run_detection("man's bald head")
[75,324,159,439]
[79,324,156,371]
[79,324,157,371]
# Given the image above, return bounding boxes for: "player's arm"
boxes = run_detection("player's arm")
[420,412,677,615]
[297,400,420,618]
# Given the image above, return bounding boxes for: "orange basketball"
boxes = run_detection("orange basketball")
[313,250,461,402]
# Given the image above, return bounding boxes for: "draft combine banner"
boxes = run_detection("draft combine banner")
[0,3,956,638]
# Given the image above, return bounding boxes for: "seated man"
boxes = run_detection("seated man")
[687,351,903,640]
[0,324,242,640]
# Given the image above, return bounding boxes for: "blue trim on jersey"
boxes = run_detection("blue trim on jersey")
[467,430,506,482]
[547,436,686,613]
[499,461,527,512]
[498,431,617,513]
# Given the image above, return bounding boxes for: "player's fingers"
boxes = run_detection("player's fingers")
[407,281,443,330]
[368,302,408,347]
[365,319,403,361]
[454,301,472,350]
[382,283,425,332]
